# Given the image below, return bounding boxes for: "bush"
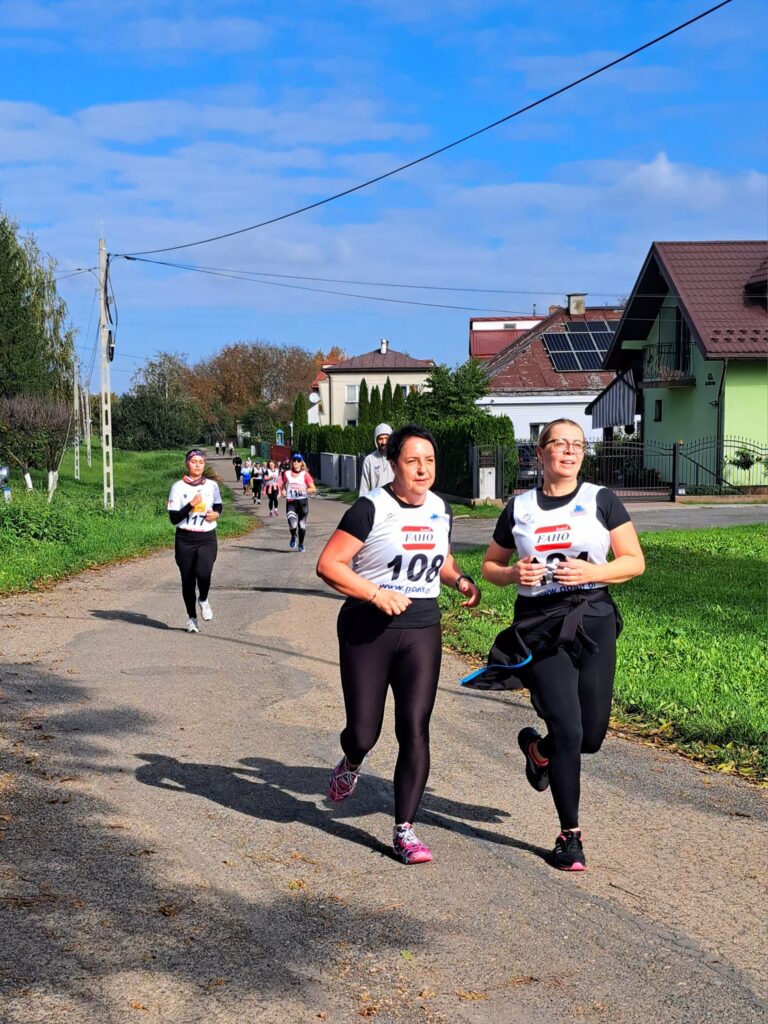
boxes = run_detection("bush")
[0,489,82,543]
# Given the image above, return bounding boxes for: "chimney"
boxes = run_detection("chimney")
[379,338,389,355]
[548,304,560,315]
[567,293,586,316]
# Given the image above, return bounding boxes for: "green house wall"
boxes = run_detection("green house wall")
[723,360,768,445]
[643,344,722,445]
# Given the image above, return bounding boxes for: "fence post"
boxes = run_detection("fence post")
[671,441,679,502]
[469,446,479,500]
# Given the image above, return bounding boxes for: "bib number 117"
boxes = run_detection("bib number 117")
[386,553,444,583]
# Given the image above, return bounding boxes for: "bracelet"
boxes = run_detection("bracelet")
[368,585,382,603]
[455,574,475,591]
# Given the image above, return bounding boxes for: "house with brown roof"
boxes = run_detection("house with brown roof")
[597,241,768,446]
[311,339,435,426]
[478,296,624,441]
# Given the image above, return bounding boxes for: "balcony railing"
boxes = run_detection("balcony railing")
[643,343,695,386]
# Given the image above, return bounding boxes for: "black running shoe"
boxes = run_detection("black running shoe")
[553,830,586,871]
[518,727,549,792]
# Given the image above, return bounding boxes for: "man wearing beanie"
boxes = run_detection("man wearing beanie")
[359,422,394,495]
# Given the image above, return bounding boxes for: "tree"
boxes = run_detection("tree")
[242,402,275,440]
[418,359,489,422]
[357,378,370,426]
[112,386,203,451]
[392,381,405,423]
[369,385,382,426]
[0,394,70,499]
[292,392,309,430]
[0,210,76,401]
[131,351,191,401]
[381,376,394,422]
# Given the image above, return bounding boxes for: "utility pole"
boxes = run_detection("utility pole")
[99,237,114,509]
[81,380,92,467]
[73,359,80,481]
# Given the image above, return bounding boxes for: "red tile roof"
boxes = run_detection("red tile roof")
[324,348,435,372]
[486,307,622,394]
[608,242,767,366]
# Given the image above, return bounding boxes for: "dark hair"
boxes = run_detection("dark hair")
[386,423,437,463]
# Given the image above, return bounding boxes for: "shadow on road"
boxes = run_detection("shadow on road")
[91,609,175,630]
[134,753,550,863]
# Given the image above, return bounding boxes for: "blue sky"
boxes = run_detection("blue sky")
[1,0,766,392]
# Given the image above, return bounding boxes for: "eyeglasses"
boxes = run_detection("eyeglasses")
[542,438,586,454]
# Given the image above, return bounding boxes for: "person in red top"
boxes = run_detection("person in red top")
[279,453,316,552]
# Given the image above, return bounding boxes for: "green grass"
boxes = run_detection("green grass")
[0,445,255,594]
[441,526,768,779]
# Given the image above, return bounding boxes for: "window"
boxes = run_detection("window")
[654,400,662,422]
[346,419,357,427]
[399,385,408,397]
[345,384,359,403]
[529,423,545,441]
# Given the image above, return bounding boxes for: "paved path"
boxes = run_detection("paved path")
[451,501,767,550]
[0,459,765,1023]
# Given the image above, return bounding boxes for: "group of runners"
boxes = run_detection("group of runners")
[167,418,645,871]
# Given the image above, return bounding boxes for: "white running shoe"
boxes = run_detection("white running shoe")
[199,600,213,621]
[187,617,200,633]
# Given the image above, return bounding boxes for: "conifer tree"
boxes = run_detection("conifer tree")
[369,385,382,426]
[357,378,370,426]
[381,376,394,421]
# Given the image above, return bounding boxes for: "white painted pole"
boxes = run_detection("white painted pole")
[73,358,80,481]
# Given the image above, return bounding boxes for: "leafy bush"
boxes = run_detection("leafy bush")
[0,489,81,542]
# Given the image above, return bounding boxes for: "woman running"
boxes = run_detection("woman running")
[316,424,481,864]
[241,458,252,496]
[167,449,223,633]
[280,453,316,551]
[479,419,644,871]
[251,462,263,505]
[263,460,280,516]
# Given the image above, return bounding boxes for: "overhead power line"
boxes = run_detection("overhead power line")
[122,255,684,321]
[124,254,681,300]
[115,1,733,258]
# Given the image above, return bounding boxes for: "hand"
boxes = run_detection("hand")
[553,558,597,586]
[456,577,481,608]
[204,510,220,522]
[509,556,548,587]
[190,490,204,508]
[371,588,412,616]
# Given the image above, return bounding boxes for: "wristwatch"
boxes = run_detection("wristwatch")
[455,574,476,591]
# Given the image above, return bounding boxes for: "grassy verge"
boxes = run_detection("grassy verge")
[441,525,768,780]
[0,445,255,595]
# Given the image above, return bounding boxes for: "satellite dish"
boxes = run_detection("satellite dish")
[309,393,320,404]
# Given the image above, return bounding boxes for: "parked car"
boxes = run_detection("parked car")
[516,443,539,483]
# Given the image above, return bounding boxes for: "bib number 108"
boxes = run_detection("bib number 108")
[386,553,444,583]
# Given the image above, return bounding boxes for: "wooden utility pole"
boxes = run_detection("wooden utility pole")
[99,237,114,509]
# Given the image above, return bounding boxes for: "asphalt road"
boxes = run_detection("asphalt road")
[0,463,765,1023]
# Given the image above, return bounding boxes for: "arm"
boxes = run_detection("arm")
[552,522,645,587]
[439,552,481,607]
[316,529,411,617]
[305,472,317,496]
[358,457,372,496]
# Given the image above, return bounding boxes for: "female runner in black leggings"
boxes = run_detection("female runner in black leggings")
[167,449,223,633]
[480,419,644,870]
[316,424,481,864]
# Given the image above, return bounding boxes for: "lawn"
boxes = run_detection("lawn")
[0,445,255,595]
[441,525,768,779]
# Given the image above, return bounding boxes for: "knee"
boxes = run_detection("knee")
[581,727,608,755]
[342,723,380,757]
[394,717,430,750]
[549,721,583,754]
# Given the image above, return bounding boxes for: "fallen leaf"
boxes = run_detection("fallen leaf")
[130,1002,149,1011]
[457,990,486,1001]
[158,903,181,917]
[288,879,307,891]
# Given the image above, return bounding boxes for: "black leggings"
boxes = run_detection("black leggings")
[252,478,262,500]
[286,499,308,544]
[337,614,442,823]
[267,489,279,512]
[174,531,218,618]
[522,611,616,830]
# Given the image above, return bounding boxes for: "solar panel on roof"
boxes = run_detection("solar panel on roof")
[576,351,604,370]
[542,332,570,352]
[572,337,598,351]
[551,351,580,372]
[567,322,592,333]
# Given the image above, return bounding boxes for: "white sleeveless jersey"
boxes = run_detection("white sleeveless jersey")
[512,483,609,597]
[352,488,451,599]
[283,469,313,500]
[167,478,222,533]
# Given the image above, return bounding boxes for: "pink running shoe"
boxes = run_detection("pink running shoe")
[327,756,365,802]
[393,823,433,864]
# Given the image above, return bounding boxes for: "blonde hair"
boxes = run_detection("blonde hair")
[537,419,585,449]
